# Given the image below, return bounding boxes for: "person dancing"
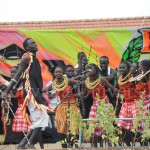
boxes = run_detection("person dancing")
[78,63,118,147]
[135,60,150,146]
[3,38,52,149]
[45,66,80,148]
[117,61,139,146]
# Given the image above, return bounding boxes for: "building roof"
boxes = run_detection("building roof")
[0,16,150,30]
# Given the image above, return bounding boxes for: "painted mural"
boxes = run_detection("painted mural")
[0,28,150,86]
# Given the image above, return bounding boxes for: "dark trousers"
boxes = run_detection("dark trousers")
[49,114,59,143]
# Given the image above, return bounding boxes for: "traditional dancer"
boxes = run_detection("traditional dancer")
[118,61,139,146]
[3,38,52,149]
[135,60,150,146]
[45,66,80,148]
[10,65,31,133]
[78,63,118,147]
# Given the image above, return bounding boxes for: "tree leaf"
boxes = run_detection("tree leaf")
[132,55,140,62]
[129,40,134,51]
[135,43,143,49]
[130,49,140,57]
[134,36,142,45]
[122,49,130,61]
[122,36,143,62]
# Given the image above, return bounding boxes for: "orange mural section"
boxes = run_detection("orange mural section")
[76,31,121,68]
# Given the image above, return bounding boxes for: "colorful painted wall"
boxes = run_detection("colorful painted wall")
[0,28,150,84]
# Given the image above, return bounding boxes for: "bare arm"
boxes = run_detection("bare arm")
[6,56,30,94]
[68,78,85,86]
[101,77,118,93]
[74,86,89,98]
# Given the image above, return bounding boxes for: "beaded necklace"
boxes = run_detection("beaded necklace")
[85,76,101,89]
[53,76,68,91]
[118,72,131,85]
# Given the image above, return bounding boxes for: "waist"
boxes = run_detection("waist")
[60,100,76,105]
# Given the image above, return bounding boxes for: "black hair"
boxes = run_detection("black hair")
[77,52,86,59]
[86,63,100,77]
[140,59,150,70]
[23,38,32,50]
[65,64,74,71]
[100,56,109,62]
[132,62,139,68]
[120,61,130,70]
[53,66,64,74]
[126,59,133,63]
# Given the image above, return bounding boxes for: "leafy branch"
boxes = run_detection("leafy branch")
[122,36,143,62]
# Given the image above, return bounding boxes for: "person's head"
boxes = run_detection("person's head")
[77,52,86,60]
[65,65,75,78]
[77,52,88,65]
[130,62,139,74]
[126,60,133,67]
[10,65,19,78]
[23,38,38,53]
[53,66,64,79]
[138,59,150,74]
[119,61,130,76]
[100,56,109,70]
[85,63,99,78]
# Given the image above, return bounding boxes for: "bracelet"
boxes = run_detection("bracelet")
[11,78,18,84]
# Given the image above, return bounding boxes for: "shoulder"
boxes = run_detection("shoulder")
[21,53,31,62]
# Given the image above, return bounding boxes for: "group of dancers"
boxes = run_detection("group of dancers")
[0,38,150,149]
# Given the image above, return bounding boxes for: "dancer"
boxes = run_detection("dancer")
[78,63,118,147]
[45,66,80,148]
[117,61,139,146]
[3,38,51,149]
[10,65,31,134]
[135,60,150,146]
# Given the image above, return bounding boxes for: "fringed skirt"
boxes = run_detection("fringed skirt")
[118,101,137,130]
[55,101,80,135]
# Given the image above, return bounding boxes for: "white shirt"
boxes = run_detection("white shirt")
[46,81,60,110]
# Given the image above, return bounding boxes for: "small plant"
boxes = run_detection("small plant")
[70,93,122,145]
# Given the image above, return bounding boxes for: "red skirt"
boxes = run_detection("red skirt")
[118,101,137,130]
[89,100,109,136]
[12,104,30,133]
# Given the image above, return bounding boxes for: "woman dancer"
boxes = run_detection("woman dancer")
[11,66,31,134]
[79,63,118,147]
[135,60,150,146]
[118,61,139,146]
[45,66,80,148]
